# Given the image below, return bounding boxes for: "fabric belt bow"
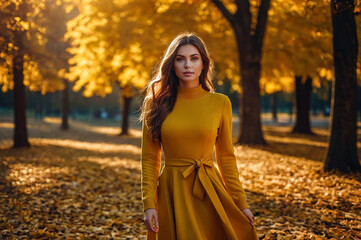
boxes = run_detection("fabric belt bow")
[164,156,214,200]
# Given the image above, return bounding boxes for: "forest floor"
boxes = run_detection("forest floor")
[0,115,360,240]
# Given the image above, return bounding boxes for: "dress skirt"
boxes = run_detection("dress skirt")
[146,157,259,240]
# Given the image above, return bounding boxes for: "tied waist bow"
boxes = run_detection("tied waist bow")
[165,156,214,200]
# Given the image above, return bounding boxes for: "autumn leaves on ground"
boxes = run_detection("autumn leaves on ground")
[0,116,360,240]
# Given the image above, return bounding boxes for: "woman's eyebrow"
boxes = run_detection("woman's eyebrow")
[176,54,200,57]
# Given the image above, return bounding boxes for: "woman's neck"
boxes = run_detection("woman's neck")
[176,83,208,99]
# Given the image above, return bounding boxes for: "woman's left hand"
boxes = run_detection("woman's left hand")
[241,208,255,225]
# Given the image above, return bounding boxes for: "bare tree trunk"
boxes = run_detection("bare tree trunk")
[238,62,266,144]
[61,79,70,130]
[292,75,314,134]
[119,94,132,136]
[238,92,243,129]
[13,51,30,148]
[12,17,30,148]
[212,0,270,145]
[324,0,361,173]
[271,92,278,122]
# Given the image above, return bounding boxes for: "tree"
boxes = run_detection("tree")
[0,0,33,148]
[211,0,270,145]
[38,0,77,130]
[292,75,313,134]
[0,0,72,147]
[66,0,145,135]
[324,0,361,173]
[65,0,240,135]
[259,0,334,134]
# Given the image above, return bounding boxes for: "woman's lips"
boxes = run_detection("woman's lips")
[183,72,193,76]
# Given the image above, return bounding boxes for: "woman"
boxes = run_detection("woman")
[138,32,258,240]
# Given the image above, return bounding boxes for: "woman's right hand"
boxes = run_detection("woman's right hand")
[144,208,159,233]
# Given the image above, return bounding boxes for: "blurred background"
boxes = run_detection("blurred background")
[2,0,361,132]
[1,0,361,239]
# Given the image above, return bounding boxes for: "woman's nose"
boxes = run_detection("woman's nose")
[184,60,190,68]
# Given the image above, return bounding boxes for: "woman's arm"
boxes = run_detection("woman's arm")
[141,120,162,212]
[215,96,250,210]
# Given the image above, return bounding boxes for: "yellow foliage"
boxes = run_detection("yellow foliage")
[83,89,93,98]
[105,86,113,94]
[260,0,333,93]
[231,83,241,94]
[122,85,134,98]
[23,60,40,88]
[313,76,321,88]
[58,68,67,79]
[0,0,68,95]
[20,20,29,31]
[0,65,12,92]
[264,81,281,94]
[318,67,333,81]
[155,2,170,13]
[65,0,244,98]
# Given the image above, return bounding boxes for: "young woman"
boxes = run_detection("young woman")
[138,32,258,240]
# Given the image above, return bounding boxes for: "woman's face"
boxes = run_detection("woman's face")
[173,44,204,86]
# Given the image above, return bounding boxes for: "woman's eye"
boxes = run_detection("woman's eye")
[192,57,199,61]
[176,58,183,62]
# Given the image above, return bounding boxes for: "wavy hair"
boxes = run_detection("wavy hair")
[138,32,214,143]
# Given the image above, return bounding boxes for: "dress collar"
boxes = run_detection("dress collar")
[177,84,208,99]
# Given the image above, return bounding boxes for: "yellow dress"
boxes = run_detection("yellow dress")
[141,84,258,240]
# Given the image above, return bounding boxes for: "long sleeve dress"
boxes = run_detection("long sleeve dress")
[141,84,258,240]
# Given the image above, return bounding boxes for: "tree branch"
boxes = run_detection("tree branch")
[210,0,235,24]
[234,0,252,37]
[253,0,271,54]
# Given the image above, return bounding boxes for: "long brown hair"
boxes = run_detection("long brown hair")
[138,32,214,143]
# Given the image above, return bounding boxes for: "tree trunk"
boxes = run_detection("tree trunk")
[12,32,30,148]
[211,0,270,145]
[237,59,266,144]
[324,0,361,173]
[119,95,132,136]
[35,92,44,119]
[292,75,314,134]
[61,79,70,130]
[238,92,243,127]
[271,92,278,122]
[234,25,267,145]
[357,85,361,119]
